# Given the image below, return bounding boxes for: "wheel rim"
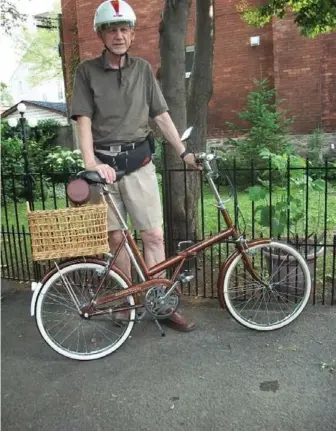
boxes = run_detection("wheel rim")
[224,242,311,330]
[36,263,135,359]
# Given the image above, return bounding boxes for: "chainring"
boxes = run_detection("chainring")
[144,285,180,319]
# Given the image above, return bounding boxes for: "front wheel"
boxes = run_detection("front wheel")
[222,241,311,331]
[35,262,135,360]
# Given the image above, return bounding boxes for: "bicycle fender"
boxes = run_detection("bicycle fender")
[217,250,239,309]
[217,238,272,309]
[30,281,43,316]
[30,259,87,317]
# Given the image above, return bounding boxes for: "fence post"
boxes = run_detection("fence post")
[18,105,34,207]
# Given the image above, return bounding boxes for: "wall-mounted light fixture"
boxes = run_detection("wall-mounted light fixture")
[250,36,260,46]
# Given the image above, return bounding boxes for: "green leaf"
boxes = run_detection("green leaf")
[248,185,267,201]
[259,206,272,227]
[312,179,326,191]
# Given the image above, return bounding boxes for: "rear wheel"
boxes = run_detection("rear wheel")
[223,241,311,331]
[35,262,135,360]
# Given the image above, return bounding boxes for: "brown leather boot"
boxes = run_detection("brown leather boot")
[160,311,196,332]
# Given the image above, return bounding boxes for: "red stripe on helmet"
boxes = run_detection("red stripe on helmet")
[111,1,120,14]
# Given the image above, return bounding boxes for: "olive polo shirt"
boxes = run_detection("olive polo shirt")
[70,51,168,146]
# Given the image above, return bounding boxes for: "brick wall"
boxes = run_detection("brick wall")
[272,15,336,133]
[60,0,336,136]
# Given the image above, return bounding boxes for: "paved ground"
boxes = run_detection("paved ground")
[1,281,335,431]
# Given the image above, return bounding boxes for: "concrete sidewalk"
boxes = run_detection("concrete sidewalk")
[1,286,335,431]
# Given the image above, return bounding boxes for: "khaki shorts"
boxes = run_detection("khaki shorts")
[90,160,163,232]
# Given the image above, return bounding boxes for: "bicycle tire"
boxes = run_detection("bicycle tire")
[222,241,311,331]
[35,262,135,360]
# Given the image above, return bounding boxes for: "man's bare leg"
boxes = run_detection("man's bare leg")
[108,230,131,278]
[141,227,196,332]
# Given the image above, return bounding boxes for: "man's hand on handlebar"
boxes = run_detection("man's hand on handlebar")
[87,163,116,184]
[182,153,203,170]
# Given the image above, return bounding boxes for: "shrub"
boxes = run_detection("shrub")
[220,79,295,188]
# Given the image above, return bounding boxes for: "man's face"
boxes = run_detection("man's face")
[99,23,135,55]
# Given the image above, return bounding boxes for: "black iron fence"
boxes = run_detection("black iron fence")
[1,158,335,304]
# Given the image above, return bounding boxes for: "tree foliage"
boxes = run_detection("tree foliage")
[18,25,62,87]
[0,82,13,105]
[238,0,336,37]
[1,0,26,36]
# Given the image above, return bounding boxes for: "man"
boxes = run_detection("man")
[71,0,198,331]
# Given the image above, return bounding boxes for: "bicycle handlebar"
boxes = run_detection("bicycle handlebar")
[194,152,217,164]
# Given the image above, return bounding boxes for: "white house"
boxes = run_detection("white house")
[8,63,65,105]
[1,100,68,126]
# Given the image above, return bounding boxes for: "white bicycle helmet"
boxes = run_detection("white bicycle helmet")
[94,0,137,32]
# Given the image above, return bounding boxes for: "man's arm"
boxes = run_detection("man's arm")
[77,116,95,168]
[153,112,199,169]
[77,115,116,183]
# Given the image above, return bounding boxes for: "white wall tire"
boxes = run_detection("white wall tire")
[223,241,311,331]
[35,262,135,360]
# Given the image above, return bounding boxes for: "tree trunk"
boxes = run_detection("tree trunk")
[159,0,194,255]
[159,0,215,255]
[187,0,215,150]
[186,0,215,241]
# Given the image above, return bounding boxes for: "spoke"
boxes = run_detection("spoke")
[268,256,301,284]
[59,320,85,346]
[43,300,78,314]
[228,282,264,295]
[272,267,304,287]
[88,322,119,344]
[235,288,261,313]
[88,319,124,338]
[49,315,77,339]
[44,292,78,312]
[230,274,265,287]
[270,289,290,318]
[251,293,264,321]
[227,288,262,300]
[263,292,271,326]
[81,324,89,353]
[43,312,73,332]
[272,281,305,292]
[274,290,303,306]
[51,280,76,308]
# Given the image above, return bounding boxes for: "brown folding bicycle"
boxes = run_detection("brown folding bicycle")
[30,127,311,361]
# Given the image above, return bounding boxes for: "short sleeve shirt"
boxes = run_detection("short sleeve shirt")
[70,51,168,146]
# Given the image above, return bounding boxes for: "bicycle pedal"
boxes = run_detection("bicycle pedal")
[179,271,194,284]
[176,240,194,252]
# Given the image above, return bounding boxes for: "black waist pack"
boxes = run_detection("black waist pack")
[94,140,152,174]
[147,130,155,154]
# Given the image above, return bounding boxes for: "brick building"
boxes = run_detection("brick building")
[60,0,336,136]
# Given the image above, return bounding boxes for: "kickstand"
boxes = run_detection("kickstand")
[153,318,165,337]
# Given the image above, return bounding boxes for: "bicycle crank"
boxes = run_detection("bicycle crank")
[144,285,180,319]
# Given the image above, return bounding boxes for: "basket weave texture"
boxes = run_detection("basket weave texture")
[27,203,109,261]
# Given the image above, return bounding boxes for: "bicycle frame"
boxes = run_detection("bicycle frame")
[88,162,263,308]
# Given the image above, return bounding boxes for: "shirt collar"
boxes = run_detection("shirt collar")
[101,49,131,70]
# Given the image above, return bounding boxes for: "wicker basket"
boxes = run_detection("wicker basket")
[27,202,109,261]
